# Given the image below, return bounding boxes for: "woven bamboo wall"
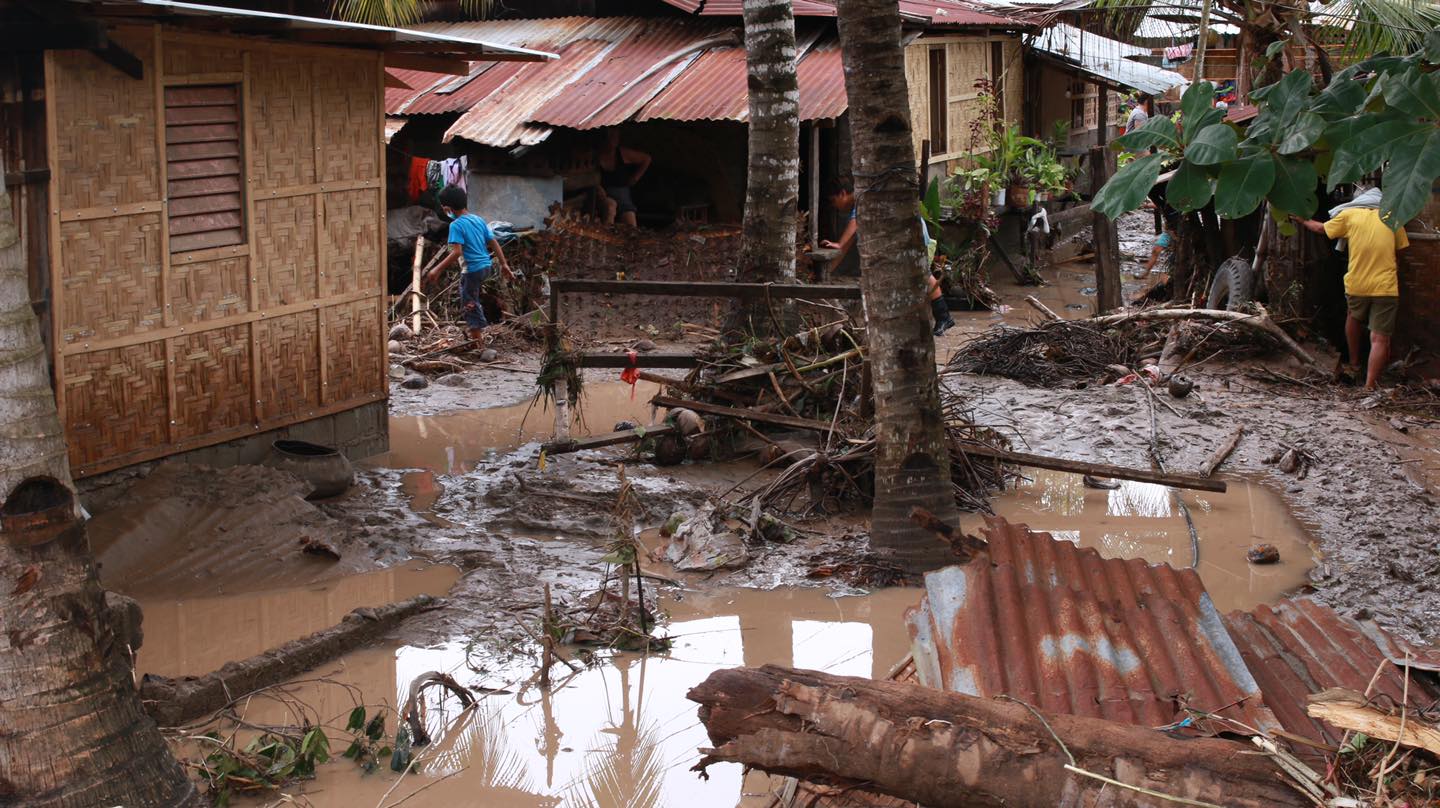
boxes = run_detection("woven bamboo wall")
[903,34,1026,167]
[46,25,386,476]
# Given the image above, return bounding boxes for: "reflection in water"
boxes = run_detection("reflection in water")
[961,471,1315,612]
[177,587,918,808]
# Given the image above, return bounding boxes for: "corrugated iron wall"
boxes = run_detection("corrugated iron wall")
[47,25,387,476]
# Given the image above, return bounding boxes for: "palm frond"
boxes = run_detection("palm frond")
[331,0,498,27]
[1310,0,1440,56]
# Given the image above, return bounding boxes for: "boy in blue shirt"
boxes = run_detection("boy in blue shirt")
[424,186,514,341]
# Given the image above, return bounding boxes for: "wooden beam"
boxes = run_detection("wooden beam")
[541,424,678,456]
[95,40,144,80]
[1307,688,1440,756]
[551,279,863,300]
[0,22,108,51]
[383,53,470,76]
[577,352,702,369]
[957,443,1227,493]
[651,396,834,433]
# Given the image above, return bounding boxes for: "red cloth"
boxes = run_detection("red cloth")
[407,157,428,202]
[619,350,640,397]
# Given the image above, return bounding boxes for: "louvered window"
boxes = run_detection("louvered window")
[165,84,244,253]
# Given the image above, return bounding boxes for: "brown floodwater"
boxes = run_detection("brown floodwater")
[376,381,666,477]
[959,470,1315,613]
[152,585,920,808]
[134,563,461,679]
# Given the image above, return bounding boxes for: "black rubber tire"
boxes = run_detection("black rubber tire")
[1206,256,1254,311]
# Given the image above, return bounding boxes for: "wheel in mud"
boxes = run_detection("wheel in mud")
[1206,256,1254,311]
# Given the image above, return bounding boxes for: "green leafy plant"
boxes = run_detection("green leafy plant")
[1094,31,1440,230]
[195,727,330,807]
[341,706,393,774]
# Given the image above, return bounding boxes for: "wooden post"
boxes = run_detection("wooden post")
[410,235,423,334]
[1082,141,1117,312]
[808,124,821,248]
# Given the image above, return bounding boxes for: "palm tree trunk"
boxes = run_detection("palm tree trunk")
[0,162,198,806]
[834,0,959,571]
[733,0,801,335]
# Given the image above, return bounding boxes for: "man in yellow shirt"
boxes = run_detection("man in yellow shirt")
[1294,207,1409,390]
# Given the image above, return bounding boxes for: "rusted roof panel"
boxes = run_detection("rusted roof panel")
[635,45,750,123]
[659,0,1024,25]
[1224,597,1440,747]
[444,39,613,148]
[797,45,848,121]
[905,516,1280,733]
[529,21,731,130]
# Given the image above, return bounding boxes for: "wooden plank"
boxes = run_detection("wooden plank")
[168,175,242,199]
[578,352,702,369]
[59,199,163,222]
[1047,202,1092,228]
[169,210,243,236]
[167,157,242,180]
[165,105,239,126]
[1308,689,1440,756]
[956,443,1228,493]
[166,140,241,161]
[382,53,471,76]
[44,50,65,432]
[169,227,243,254]
[651,395,834,433]
[165,122,240,145]
[243,50,261,422]
[551,279,863,300]
[163,72,245,87]
[541,424,679,455]
[155,26,173,332]
[163,85,240,107]
[168,192,242,217]
[254,177,380,199]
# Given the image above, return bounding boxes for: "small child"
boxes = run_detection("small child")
[424,186,514,342]
[928,268,954,337]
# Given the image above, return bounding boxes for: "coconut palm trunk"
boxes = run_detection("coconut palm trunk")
[732,0,801,335]
[834,0,959,571]
[0,163,198,806]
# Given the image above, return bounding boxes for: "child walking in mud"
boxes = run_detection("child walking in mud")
[928,268,954,337]
[424,186,514,342]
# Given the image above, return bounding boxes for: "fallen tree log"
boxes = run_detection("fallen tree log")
[1307,688,1440,756]
[690,665,1306,808]
[140,594,442,726]
[1089,306,1326,376]
[1199,425,1245,478]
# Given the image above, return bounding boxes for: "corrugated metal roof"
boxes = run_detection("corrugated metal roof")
[530,21,734,129]
[1224,597,1440,748]
[905,516,1281,733]
[635,45,750,122]
[383,17,852,144]
[445,38,613,148]
[1028,23,1188,96]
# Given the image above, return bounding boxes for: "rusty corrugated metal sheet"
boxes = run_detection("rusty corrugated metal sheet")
[529,20,733,130]
[905,516,1281,733]
[797,44,847,121]
[444,39,614,148]
[636,45,750,123]
[1224,597,1440,747]
[899,0,1026,26]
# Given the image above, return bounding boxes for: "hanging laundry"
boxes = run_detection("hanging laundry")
[407,157,428,202]
[426,160,444,195]
[1164,42,1194,61]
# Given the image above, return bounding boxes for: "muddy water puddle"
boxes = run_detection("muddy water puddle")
[135,563,460,679]
[960,471,1315,612]
[185,586,918,808]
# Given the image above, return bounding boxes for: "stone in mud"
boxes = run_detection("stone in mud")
[633,338,657,353]
[660,511,687,538]
[666,506,749,572]
[400,374,429,390]
[614,420,637,432]
[669,408,705,436]
[389,323,414,341]
[1247,543,1280,564]
[389,365,407,380]
[479,348,499,363]
[437,373,468,387]
[388,339,403,354]
[1167,375,1194,398]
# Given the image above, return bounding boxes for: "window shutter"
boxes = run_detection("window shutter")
[165,84,244,254]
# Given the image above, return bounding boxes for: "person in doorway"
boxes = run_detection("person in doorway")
[596,129,651,227]
[423,186,514,343]
[1293,203,1409,390]
[821,180,859,274]
[1124,94,1153,135]
[928,267,955,337]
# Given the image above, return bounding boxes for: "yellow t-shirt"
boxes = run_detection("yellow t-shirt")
[1323,208,1410,297]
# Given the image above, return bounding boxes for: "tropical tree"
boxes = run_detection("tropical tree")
[0,164,198,805]
[732,0,802,334]
[1093,30,1440,230]
[833,0,959,571]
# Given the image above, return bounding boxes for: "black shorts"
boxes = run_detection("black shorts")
[604,185,637,215]
[460,271,491,330]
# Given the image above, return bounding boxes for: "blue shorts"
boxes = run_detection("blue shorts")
[604,185,637,215]
[460,271,490,330]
